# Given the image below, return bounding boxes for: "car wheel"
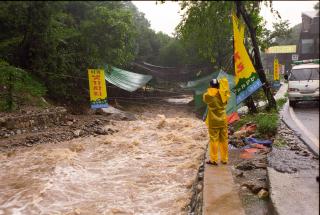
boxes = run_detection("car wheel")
[289,100,297,107]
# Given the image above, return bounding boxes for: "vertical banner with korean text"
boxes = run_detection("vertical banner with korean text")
[88,69,108,109]
[280,64,285,75]
[232,14,262,105]
[273,58,279,81]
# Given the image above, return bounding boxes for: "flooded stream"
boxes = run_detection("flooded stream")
[0,102,208,214]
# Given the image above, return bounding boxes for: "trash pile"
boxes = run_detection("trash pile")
[228,122,273,159]
[228,119,273,204]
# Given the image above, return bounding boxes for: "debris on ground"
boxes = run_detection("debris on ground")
[0,107,124,150]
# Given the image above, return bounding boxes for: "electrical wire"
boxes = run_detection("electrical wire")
[108,95,191,100]
[110,98,192,107]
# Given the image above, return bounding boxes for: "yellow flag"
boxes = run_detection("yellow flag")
[232,14,256,84]
[232,13,262,104]
[274,59,279,81]
[88,69,108,109]
[218,78,230,104]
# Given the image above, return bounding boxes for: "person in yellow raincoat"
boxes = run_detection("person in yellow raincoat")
[203,78,230,165]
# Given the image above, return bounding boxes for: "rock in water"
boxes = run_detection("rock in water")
[73,129,82,137]
[257,189,269,199]
[66,121,73,126]
[95,127,108,135]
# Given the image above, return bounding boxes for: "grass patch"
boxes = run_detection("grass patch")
[234,113,257,131]
[255,112,278,137]
[235,111,279,138]
[276,97,287,110]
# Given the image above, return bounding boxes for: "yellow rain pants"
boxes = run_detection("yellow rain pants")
[203,78,230,163]
[208,127,228,163]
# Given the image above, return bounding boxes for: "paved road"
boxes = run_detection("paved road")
[292,101,319,139]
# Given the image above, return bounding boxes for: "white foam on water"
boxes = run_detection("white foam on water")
[0,105,208,214]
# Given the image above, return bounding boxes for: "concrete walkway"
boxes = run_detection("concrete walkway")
[203,153,245,215]
[202,83,289,215]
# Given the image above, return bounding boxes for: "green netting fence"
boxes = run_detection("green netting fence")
[104,65,152,92]
[183,70,240,115]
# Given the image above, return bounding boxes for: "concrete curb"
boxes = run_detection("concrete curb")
[267,102,319,215]
[266,167,280,215]
[267,166,319,215]
[280,102,319,156]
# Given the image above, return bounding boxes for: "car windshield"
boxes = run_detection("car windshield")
[289,68,319,81]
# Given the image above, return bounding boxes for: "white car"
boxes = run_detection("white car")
[287,63,319,107]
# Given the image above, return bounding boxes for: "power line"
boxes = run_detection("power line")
[110,98,193,107]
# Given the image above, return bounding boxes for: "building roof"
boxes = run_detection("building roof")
[265,45,297,54]
[292,63,319,70]
[302,11,319,18]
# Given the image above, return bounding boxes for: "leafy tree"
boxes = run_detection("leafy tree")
[176,1,292,110]
[0,60,46,111]
[275,23,301,46]
[158,39,186,66]
[0,1,139,108]
[315,2,319,15]
[176,1,234,69]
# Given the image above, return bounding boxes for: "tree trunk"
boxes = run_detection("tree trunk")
[245,96,258,113]
[236,1,277,110]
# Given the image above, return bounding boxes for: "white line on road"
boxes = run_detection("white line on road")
[289,106,319,149]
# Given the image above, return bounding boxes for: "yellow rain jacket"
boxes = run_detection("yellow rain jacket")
[203,78,230,128]
[203,78,230,163]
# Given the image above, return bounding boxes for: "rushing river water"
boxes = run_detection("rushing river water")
[0,103,208,215]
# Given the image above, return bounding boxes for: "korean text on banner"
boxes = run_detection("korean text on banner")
[274,58,279,81]
[232,14,262,105]
[88,69,108,109]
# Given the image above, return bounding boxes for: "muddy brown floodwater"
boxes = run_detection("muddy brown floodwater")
[0,102,208,215]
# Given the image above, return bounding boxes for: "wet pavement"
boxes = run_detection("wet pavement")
[0,102,208,214]
[203,163,245,215]
[268,118,319,215]
[292,101,319,139]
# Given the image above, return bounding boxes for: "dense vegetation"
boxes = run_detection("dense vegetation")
[0,1,306,112]
[0,1,183,110]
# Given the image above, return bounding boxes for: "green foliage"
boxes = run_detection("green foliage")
[0,61,46,111]
[252,88,267,105]
[176,1,234,69]
[176,1,292,71]
[276,97,287,110]
[0,1,175,107]
[234,113,257,131]
[256,112,278,137]
[315,2,319,14]
[273,23,300,46]
[158,39,187,66]
[235,111,279,137]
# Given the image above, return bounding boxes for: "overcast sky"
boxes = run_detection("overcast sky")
[132,1,318,36]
